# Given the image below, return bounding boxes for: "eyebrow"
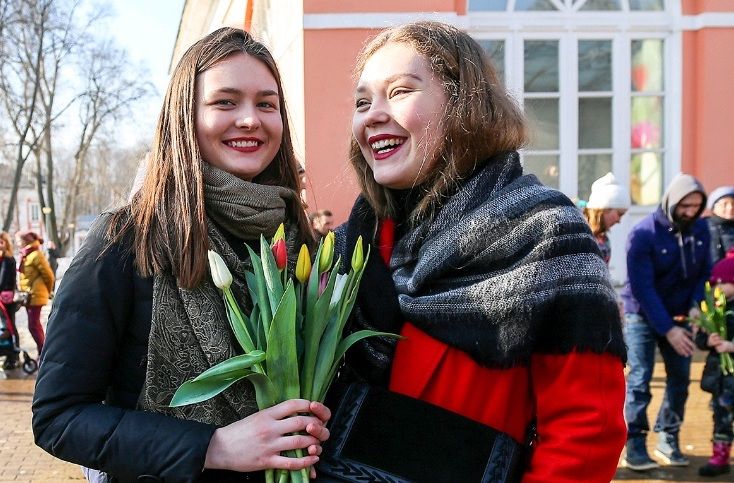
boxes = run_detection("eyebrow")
[355,72,423,93]
[208,87,279,97]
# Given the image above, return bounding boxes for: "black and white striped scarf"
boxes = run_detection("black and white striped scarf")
[339,151,626,372]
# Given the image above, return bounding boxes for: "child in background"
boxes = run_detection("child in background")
[696,247,734,477]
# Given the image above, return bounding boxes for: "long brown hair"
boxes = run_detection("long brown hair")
[109,27,310,288]
[349,21,527,222]
[583,208,607,237]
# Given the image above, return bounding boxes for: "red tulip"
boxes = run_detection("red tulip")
[272,239,287,271]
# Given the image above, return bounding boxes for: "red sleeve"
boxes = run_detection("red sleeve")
[522,352,626,483]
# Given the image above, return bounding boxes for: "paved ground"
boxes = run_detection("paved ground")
[0,265,730,481]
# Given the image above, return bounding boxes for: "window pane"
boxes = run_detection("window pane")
[524,40,559,92]
[478,39,505,83]
[523,154,560,188]
[630,152,663,205]
[632,39,663,92]
[468,0,507,10]
[631,96,663,149]
[579,0,621,10]
[579,97,612,149]
[515,0,557,10]
[525,98,559,150]
[629,0,663,11]
[578,40,612,91]
[577,154,612,201]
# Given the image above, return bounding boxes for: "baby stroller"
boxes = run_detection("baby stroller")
[0,299,38,374]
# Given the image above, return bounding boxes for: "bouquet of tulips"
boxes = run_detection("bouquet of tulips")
[170,225,396,482]
[690,281,734,375]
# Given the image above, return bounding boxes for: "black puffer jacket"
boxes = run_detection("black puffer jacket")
[31,215,258,483]
[709,215,734,264]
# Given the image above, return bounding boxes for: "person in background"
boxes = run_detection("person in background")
[582,172,630,264]
[0,231,18,370]
[310,209,333,237]
[15,230,54,357]
[44,240,60,283]
[32,27,329,482]
[621,173,710,471]
[334,20,626,482]
[707,186,734,264]
[695,248,734,477]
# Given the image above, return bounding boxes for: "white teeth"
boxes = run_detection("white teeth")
[228,140,259,148]
[370,138,404,151]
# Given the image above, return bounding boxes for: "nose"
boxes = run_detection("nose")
[235,109,261,130]
[361,100,390,127]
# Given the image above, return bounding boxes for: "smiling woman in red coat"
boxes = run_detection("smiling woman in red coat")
[332,21,627,483]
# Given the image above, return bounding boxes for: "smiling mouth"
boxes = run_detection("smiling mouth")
[226,140,261,148]
[370,137,405,155]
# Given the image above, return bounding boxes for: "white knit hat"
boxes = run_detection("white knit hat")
[586,172,631,209]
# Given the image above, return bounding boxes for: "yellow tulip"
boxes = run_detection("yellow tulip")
[207,250,232,290]
[351,235,364,272]
[319,231,334,273]
[296,244,311,284]
[700,300,708,313]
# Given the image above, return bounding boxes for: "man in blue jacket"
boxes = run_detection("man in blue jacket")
[621,173,710,471]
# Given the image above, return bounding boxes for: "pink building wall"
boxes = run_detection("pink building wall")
[682,0,734,193]
[295,1,734,222]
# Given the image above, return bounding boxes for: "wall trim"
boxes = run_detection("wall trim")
[303,12,734,31]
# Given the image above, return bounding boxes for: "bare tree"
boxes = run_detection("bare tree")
[0,0,52,232]
[58,40,153,251]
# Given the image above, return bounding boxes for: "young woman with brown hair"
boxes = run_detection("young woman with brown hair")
[333,21,626,482]
[32,28,329,483]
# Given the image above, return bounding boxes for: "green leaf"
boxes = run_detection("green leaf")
[260,235,285,319]
[300,258,342,399]
[317,329,401,402]
[223,290,256,353]
[245,372,277,409]
[266,279,300,401]
[169,351,265,407]
[245,245,273,340]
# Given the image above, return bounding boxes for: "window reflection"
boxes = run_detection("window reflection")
[579,98,612,149]
[629,0,663,11]
[515,0,557,10]
[478,39,506,84]
[524,154,560,189]
[468,0,507,10]
[526,98,559,150]
[632,39,663,92]
[578,154,612,201]
[578,40,612,91]
[630,152,663,205]
[525,40,559,92]
[579,0,621,10]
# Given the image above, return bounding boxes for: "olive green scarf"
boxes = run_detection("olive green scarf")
[139,164,299,426]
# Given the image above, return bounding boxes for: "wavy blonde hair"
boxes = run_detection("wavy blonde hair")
[349,21,527,222]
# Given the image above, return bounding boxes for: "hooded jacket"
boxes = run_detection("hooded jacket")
[620,174,711,335]
[708,214,734,264]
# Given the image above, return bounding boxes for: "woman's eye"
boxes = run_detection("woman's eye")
[258,101,278,110]
[390,88,411,98]
[355,99,370,110]
[214,99,234,106]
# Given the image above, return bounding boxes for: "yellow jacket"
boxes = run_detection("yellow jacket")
[18,241,55,306]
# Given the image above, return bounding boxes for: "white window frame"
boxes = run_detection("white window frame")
[468,1,681,210]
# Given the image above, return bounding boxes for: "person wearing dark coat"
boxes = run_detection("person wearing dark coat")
[620,173,710,471]
[707,186,734,264]
[694,249,734,477]
[31,28,329,483]
[0,231,18,369]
